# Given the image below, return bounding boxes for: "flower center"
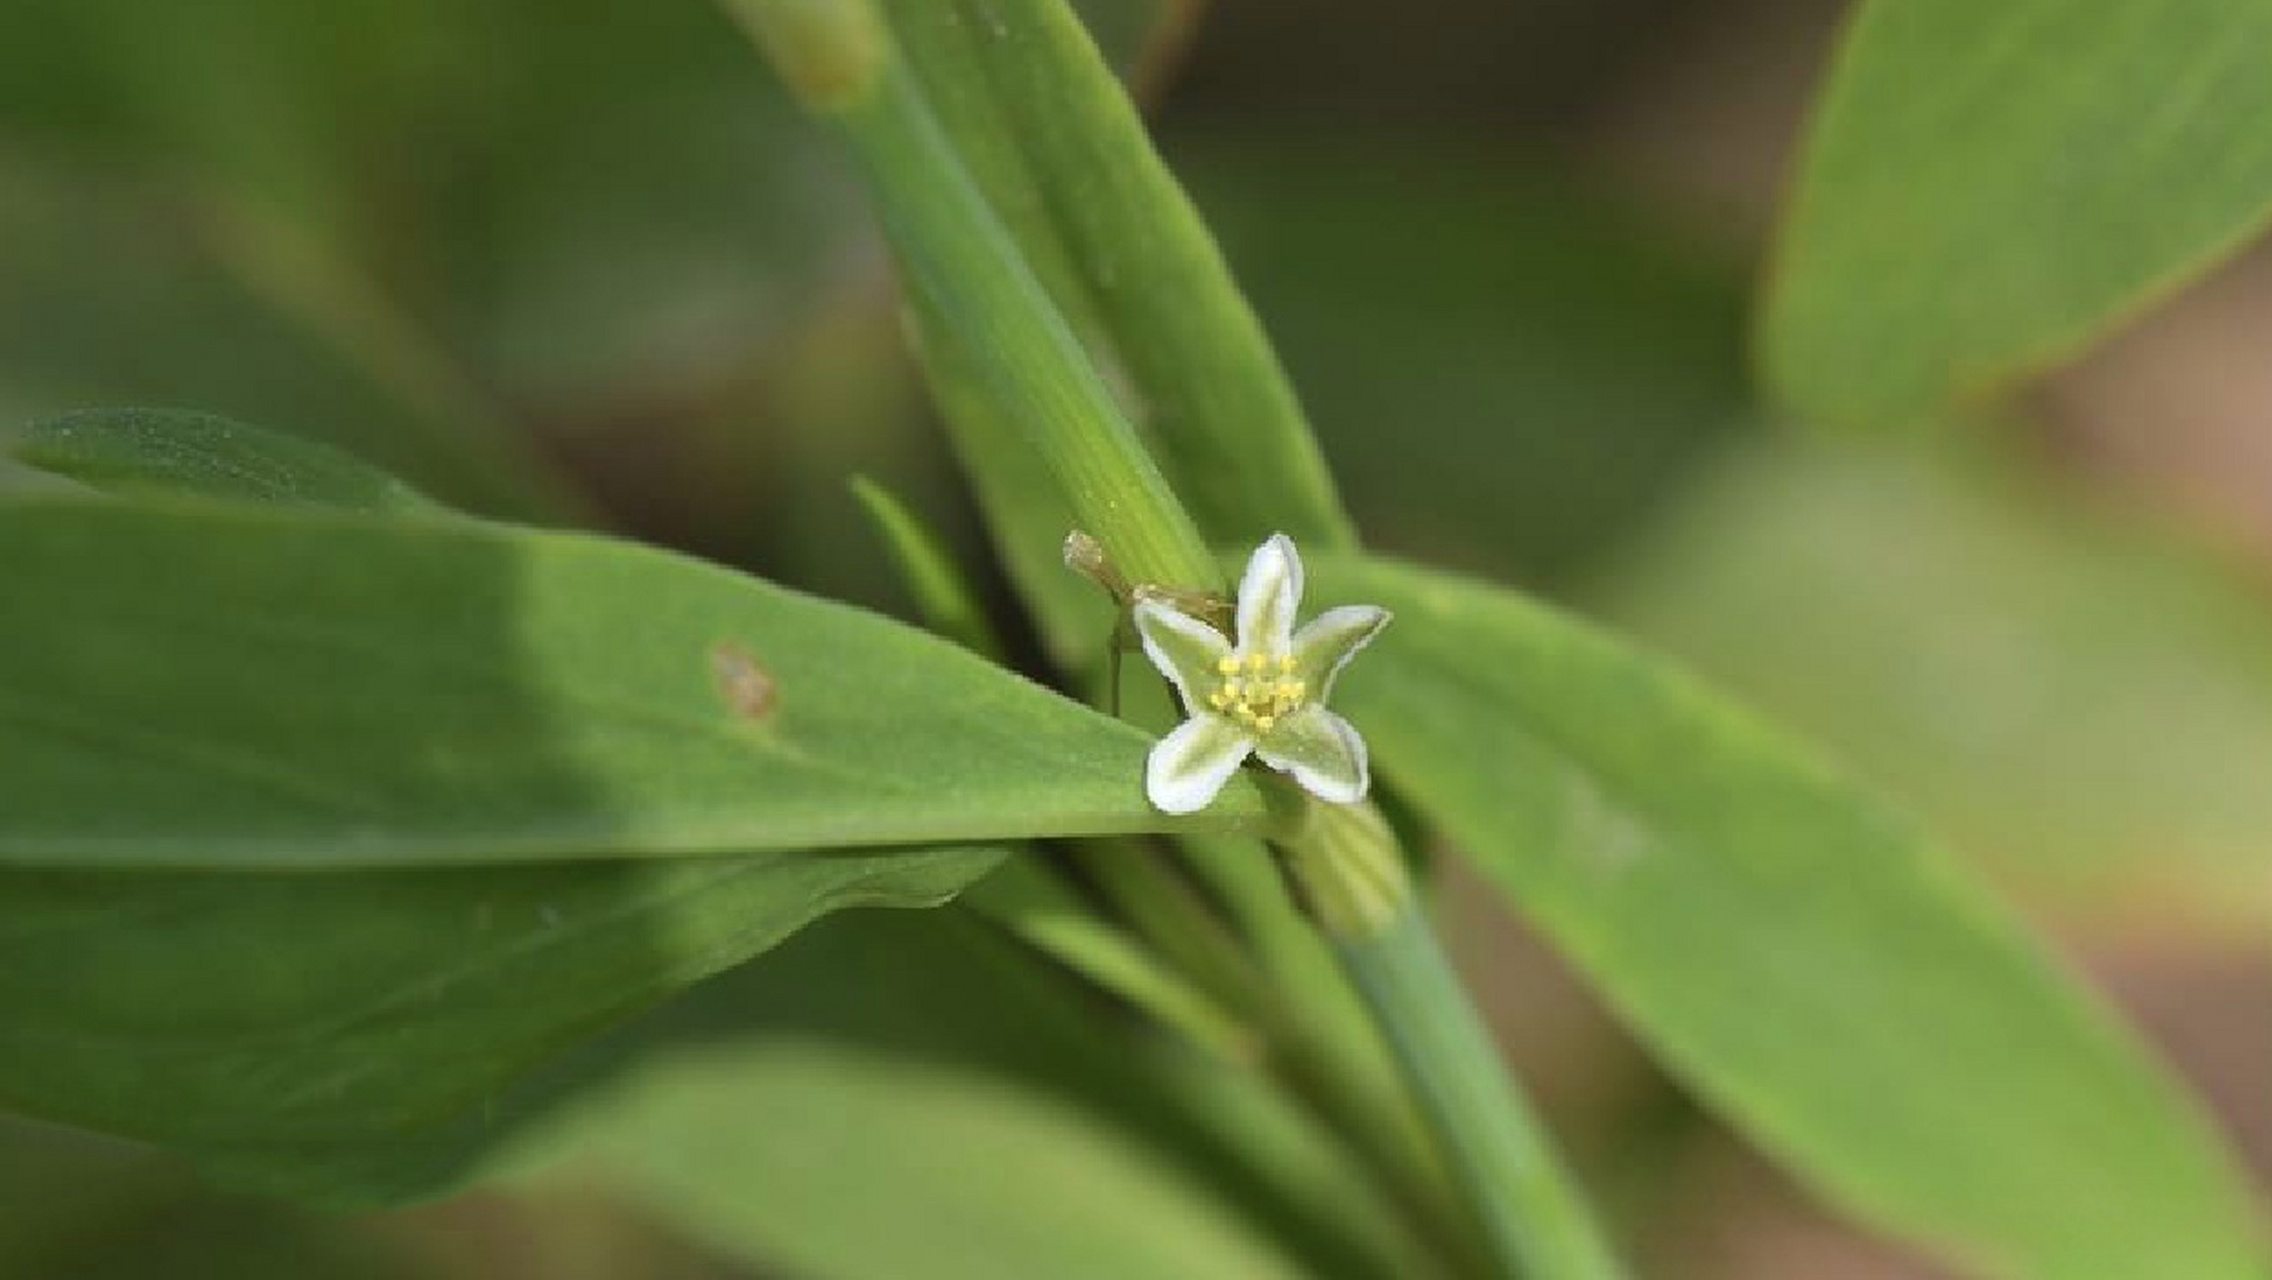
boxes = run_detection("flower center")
[1207,651,1305,734]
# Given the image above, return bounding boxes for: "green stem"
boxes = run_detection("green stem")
[1280,802,1627,1280]
[960,852,1257,1064]
[725,0,1218,592]
[1086,837,1481,1279]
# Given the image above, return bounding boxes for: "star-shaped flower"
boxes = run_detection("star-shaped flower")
[1134,533,1390,814]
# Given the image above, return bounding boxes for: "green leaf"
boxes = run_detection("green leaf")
[16,408,445,514]
[1304,550,2267,1280]
[1593,439,2272,933]
[0,844,1002,1204]
[505,907,1436,1280]
[850,472,1005,659]
[1764,0,2272,429]
[888,0,1356,552]
[0,497,1269,866]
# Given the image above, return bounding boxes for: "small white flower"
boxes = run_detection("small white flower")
[1134,533,1390,814]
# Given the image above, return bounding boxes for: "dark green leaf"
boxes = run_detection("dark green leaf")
[1765,0,2272,428]
[0,498,1268,866]
[0,845,1000,1204]
[1307,550,2266,1280]
[17,408,445,514]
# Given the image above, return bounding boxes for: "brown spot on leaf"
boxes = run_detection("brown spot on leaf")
[711,642,777,720]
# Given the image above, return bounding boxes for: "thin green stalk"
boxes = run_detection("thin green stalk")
[724,0,1217,593]
[1279,801,1627,1280]
[959,852,1257,1064]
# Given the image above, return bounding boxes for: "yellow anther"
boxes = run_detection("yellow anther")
[1277,653,1296,674]
[1208,689,1232,710]
[1249,652,1272,674]
[1253,714,1276,733]
[1216,655,1240,676]
[1280,679,1304,699]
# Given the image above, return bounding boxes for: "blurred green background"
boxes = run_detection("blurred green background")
[3,1,2266,1275]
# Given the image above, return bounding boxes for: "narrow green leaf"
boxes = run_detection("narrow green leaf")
[0,843,1002,1204]
[905,298,1115,669]
[850,472,1005,659]
[958,852,1256,1063]
[1305,551,2267,1280]
[890,0,1356,551]
[727,0,1220,593]
[16,408,445,515]
[0,498,1268,866]
[1765,0,2272,428]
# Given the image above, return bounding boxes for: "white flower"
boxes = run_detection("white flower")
[1134,533,1390,814]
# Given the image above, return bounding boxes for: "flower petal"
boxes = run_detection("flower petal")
[1146,715,1257,814]
[1290,604,1391,700]
[1254,704,1368,804]
[1133,598,1233,712]
[1235,533,1304,655]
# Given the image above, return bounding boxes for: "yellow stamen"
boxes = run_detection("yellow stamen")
[1209,649,1308,733]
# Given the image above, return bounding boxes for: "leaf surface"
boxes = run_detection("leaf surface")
[17,408,445,514]
[0,845,1001,1203]
[0,498,1265,866]
[1765,0,2272,427]
[1306,550,2267,1280]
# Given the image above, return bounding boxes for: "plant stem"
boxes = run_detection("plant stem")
[724,0,1219,593]
[1279,801,1627,1280]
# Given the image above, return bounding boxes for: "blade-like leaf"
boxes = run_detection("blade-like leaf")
[887,0,1356,551]
[0,497,1268,866]
[0,844,1002,1205]
[1305,550,2266,1280]
[16,408,445,515]
[1764,0,2272,428]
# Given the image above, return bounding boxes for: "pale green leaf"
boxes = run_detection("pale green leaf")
[0,497,1268,866]
[1765,0,2272,428]
[1306,550,2266,1280]
[1594,440,2272,933]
